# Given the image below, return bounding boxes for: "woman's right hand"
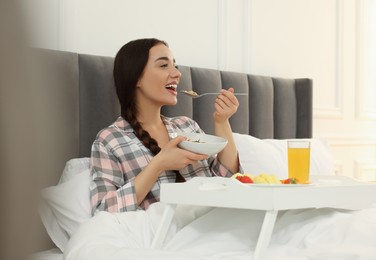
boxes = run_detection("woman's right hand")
[154,136,208,171]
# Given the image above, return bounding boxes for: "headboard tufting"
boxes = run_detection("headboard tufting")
[36,49,312,186]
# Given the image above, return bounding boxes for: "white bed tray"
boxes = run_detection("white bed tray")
[160,175,376,211]
[152,175,376,260]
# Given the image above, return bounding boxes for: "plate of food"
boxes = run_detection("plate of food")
[233,173,313,187]
[175,132,228,156]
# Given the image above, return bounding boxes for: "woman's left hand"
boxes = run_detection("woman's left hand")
[213,88,239,123]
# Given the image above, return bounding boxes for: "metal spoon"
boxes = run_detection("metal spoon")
[180,90,248,98]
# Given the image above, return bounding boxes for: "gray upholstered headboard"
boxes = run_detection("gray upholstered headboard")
[37,49,312,184]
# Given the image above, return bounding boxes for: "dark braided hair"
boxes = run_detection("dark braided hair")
[113,38,167,156]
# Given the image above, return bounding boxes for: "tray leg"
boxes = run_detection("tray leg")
[151,204,177,249]
[253,210,278,260]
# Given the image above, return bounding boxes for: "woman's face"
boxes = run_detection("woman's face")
[136,43,181,107]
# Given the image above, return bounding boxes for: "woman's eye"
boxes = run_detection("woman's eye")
[160,64,168,68]
[175,65,179,69]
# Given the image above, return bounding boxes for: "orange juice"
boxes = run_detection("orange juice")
[287,141,311,183]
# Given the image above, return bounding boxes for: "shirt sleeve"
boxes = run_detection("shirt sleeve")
[89,140,138,215]
[187,117,241,177]
[208,154,243,177]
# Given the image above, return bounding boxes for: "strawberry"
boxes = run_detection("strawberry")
[240,176,253,183]
[281,178,298,184]
[236,175,243,181]
[281,178,290,184]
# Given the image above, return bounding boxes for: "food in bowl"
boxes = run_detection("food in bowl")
[175,132,228,156]
[186,138,205,143]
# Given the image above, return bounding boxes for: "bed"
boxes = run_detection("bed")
[31,49,376,260]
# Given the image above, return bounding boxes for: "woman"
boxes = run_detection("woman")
[89,38,240,214]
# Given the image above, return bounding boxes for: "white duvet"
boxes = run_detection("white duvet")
[64,202,376,260]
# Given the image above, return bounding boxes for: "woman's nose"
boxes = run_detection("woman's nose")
[171,66,181,78]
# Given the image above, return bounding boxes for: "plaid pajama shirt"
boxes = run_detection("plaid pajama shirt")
[90,116,235,214]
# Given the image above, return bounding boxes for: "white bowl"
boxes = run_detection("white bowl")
[175,133,228,156]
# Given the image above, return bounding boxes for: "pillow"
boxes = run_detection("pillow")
[233,133,335,179]
[39,158,92,252]
[59,157,90,184]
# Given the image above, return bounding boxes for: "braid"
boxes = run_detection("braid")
[124,107,161,156]
[125,106,185,182]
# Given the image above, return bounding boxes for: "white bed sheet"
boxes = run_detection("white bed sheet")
[64,202,376,260]
[30,248,63,260]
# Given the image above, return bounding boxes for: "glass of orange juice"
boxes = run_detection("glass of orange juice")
[287,141,311,184]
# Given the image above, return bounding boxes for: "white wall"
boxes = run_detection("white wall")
[22,0,376,180]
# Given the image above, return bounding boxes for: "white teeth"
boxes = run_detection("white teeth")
[165,84,177,89]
